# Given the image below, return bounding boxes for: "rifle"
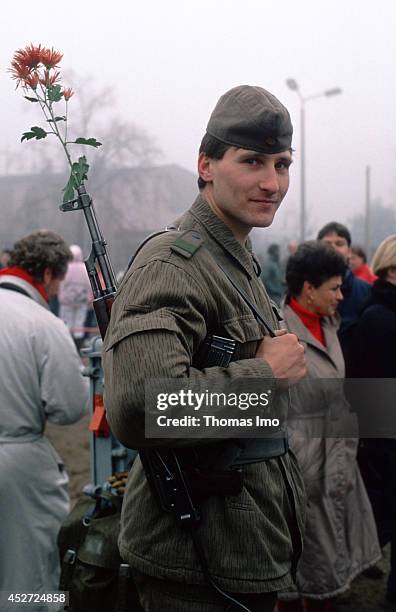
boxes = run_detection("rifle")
[60,183,117,340]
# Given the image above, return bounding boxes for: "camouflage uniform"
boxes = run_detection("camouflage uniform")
[103,195,305,609]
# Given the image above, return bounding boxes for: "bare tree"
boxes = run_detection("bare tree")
[62,70,115,135]
[63,70,161,174]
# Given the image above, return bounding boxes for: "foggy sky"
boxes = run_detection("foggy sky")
[2,0,396,239]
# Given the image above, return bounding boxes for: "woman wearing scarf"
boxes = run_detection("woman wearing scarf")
[277,241,380,612]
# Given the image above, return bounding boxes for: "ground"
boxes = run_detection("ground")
[46,419,394,612]
[47,416,91,507]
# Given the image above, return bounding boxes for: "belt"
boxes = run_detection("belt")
[231,435,289,467]
[178,435,289,471]
[0,433,43,444]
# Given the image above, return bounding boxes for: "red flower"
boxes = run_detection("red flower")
[13,44,43,69]
[24,73,40,90]
[40,70,61,87]
[40,47,63,69]
[62,87,74,101]
[9,60,32,87]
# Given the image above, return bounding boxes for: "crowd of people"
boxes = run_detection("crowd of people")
[259,223,396,610]
[1,83,396,612]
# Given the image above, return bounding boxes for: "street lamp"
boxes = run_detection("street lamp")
[286,79,342,242]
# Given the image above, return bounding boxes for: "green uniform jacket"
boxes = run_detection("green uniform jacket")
[103,195,306,593]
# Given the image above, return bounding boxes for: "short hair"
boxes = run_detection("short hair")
[267,243,280,259]
[9,230,72,282]
[351,245,367,263]
[197,133,232,190]
[317,222,352,247]
[371,234,396,278]
[285,240,347,300]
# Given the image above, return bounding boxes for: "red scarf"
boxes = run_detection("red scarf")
[0,266,49,302]
[290,296,325,346]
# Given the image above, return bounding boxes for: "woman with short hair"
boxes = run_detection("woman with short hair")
[277,241,380,612]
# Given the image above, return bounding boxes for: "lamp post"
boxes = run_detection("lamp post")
[286,79,342,242]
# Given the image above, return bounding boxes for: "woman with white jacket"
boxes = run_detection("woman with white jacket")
[0,231,89,612]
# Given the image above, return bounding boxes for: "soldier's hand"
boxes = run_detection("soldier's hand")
[255,329,306,385]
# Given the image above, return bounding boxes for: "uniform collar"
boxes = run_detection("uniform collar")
[188,194,257,279]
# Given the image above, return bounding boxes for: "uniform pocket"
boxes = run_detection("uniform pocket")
[104,312,179,351]
[226,484,255,512]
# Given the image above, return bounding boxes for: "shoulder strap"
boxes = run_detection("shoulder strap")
[216,263,275,337]
[0,282,31,299]
[170,230,204,259]
[126,227,178,270]
[127,228,275,336]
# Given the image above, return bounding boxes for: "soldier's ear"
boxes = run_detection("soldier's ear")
[197,152,214,183]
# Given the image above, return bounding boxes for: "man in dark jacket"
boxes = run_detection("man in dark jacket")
[317,222,371,373]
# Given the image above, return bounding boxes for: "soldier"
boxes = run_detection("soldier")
[103,85,307,612]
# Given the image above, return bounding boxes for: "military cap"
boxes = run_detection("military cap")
[206,85,292,154]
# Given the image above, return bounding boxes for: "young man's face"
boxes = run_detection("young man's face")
[320,232,351,263]
[198,147,292,242]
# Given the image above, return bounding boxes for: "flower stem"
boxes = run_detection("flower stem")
[42,88,74,174]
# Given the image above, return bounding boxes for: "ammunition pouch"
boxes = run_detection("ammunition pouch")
[58,494,142,612]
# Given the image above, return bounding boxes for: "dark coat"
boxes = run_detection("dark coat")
[338,268,371,377]
[346,279,396,432]
[348,279,396,544]
[349,279,396,378]
[338,268,371,334]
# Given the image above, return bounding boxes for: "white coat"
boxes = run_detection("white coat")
[0,275,89,611]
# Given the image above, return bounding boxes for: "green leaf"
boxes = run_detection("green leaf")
[72,155,90,187]
[47,84,62,103]
[21,131,36,142]
[62,172,77,203]
[47,116,66,123]
[21,126,48,142]
[24,96,39,103]
[74,137,102,148]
